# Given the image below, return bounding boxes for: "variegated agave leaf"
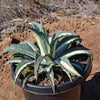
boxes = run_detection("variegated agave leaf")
[50,31,80,58]
[9,52,33,60]
[55,57,81,77]
[26,27,48,56]
[14,60,34,84]
[34,53,53,80]
[5,57,24,65]
[55,30,78,38]
[22,72,34,88]
[2,44,36,59]
[62,46,93,59]
[20,40,39,52]
[55,36,82,58]
[38,65,55,93]
[29,18,50,54]
[44,65,55,93]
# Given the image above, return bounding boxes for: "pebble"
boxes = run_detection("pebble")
[91,22,96,25]
[0,27,3,32]
[24,18,28,23]
[88,16,93,19]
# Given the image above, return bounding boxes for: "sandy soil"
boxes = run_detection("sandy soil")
[0,17,100,100]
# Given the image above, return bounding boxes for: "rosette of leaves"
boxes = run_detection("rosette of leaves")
[2,19,93,92]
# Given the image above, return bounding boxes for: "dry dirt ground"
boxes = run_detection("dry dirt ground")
[0,16,100,100]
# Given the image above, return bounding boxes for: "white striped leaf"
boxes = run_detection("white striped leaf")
[14,60,34,84]
[65,71,72,82]
[55,57,81,77]
[9,53,24,58]
[34,53,44,79]
[9,53,33,60]
[40,18,50,54]
[55,36,82,58]
[5,57,24,65]
[29,22,41,31]
[27,27,48,56]
[41,61,52,66]
[38,65,44,74]
[55,30,78,38]
[56,36,81,49]
[50,35,80,58]
[20,40,39,52]
[29,19,50,54]
[2,44,35,52]
[2,44,36,59]
[34,54,52,79]
[9,52,52,66]
[11,44,33,51]
[44,65,55,93]
[54,65,73,81]
[22,72,34,88]
[50,36,65,58]
[34,64,55,92]
[48,34,56,44]
[62,46,93,59]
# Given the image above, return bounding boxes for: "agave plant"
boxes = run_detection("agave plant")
[2,19,93,92]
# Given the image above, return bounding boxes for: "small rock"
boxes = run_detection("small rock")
[80,12,88,18]
[81,22,85,25]
[91,22,96,25]
[88,16,93,19]
[25,19,28,23]
[0,27,3,32]
[95,17,100,21]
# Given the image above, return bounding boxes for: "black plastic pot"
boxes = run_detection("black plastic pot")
[11,56,92,100]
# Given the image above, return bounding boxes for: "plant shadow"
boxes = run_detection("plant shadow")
[84,72,100,100]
